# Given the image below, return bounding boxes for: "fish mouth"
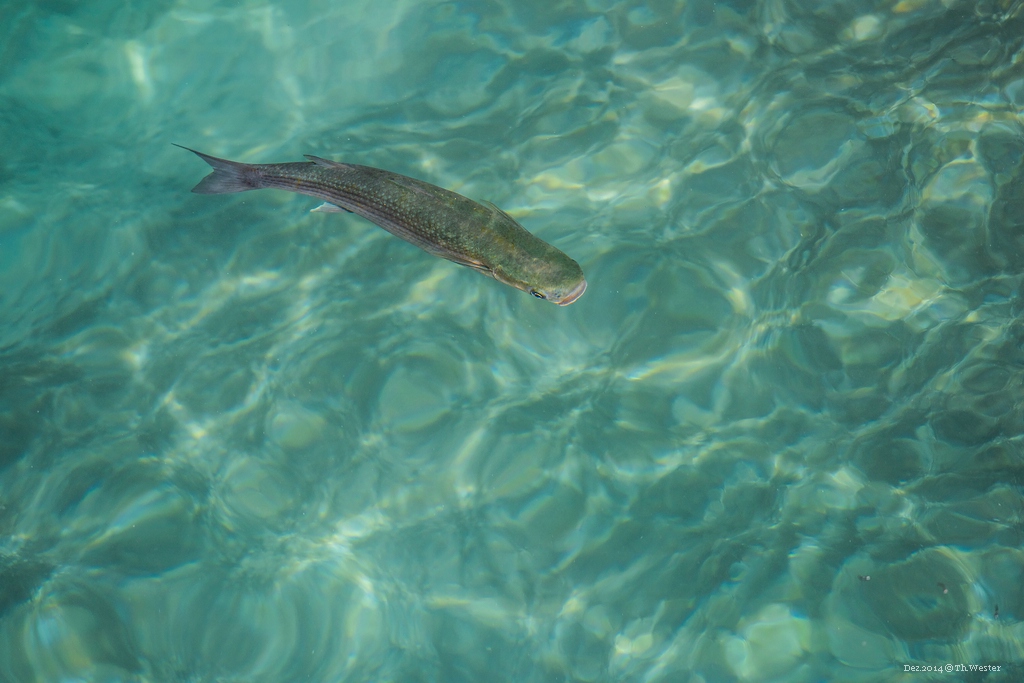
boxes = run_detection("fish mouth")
[556,279,587,306]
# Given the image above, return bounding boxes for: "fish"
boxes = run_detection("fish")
[176,145,587,305]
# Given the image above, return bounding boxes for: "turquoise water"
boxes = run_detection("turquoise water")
[2,0,1024,680]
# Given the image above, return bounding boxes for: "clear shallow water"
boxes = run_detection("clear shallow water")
[1,0,1023,681]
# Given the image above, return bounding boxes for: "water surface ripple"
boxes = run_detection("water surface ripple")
[1,0,1023,681]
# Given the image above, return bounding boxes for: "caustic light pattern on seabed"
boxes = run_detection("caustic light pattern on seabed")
[0,0,1023,681]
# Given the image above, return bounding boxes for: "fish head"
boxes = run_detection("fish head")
[491,253,587,306]
[479,204,587,305]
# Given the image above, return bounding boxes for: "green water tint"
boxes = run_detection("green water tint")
[1,0,1023,681]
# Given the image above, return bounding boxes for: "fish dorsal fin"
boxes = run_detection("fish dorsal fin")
[386,174,438,200]
[304,155,348,168]
[483,201,519,223]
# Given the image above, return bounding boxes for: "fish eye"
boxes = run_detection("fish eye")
[531,290,546,299]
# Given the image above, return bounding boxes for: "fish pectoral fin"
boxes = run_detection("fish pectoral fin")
[439,251,491,275]
[311,202,352,213]
[304,155,349,169]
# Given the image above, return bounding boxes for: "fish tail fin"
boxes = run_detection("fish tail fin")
[174,144,261,194]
